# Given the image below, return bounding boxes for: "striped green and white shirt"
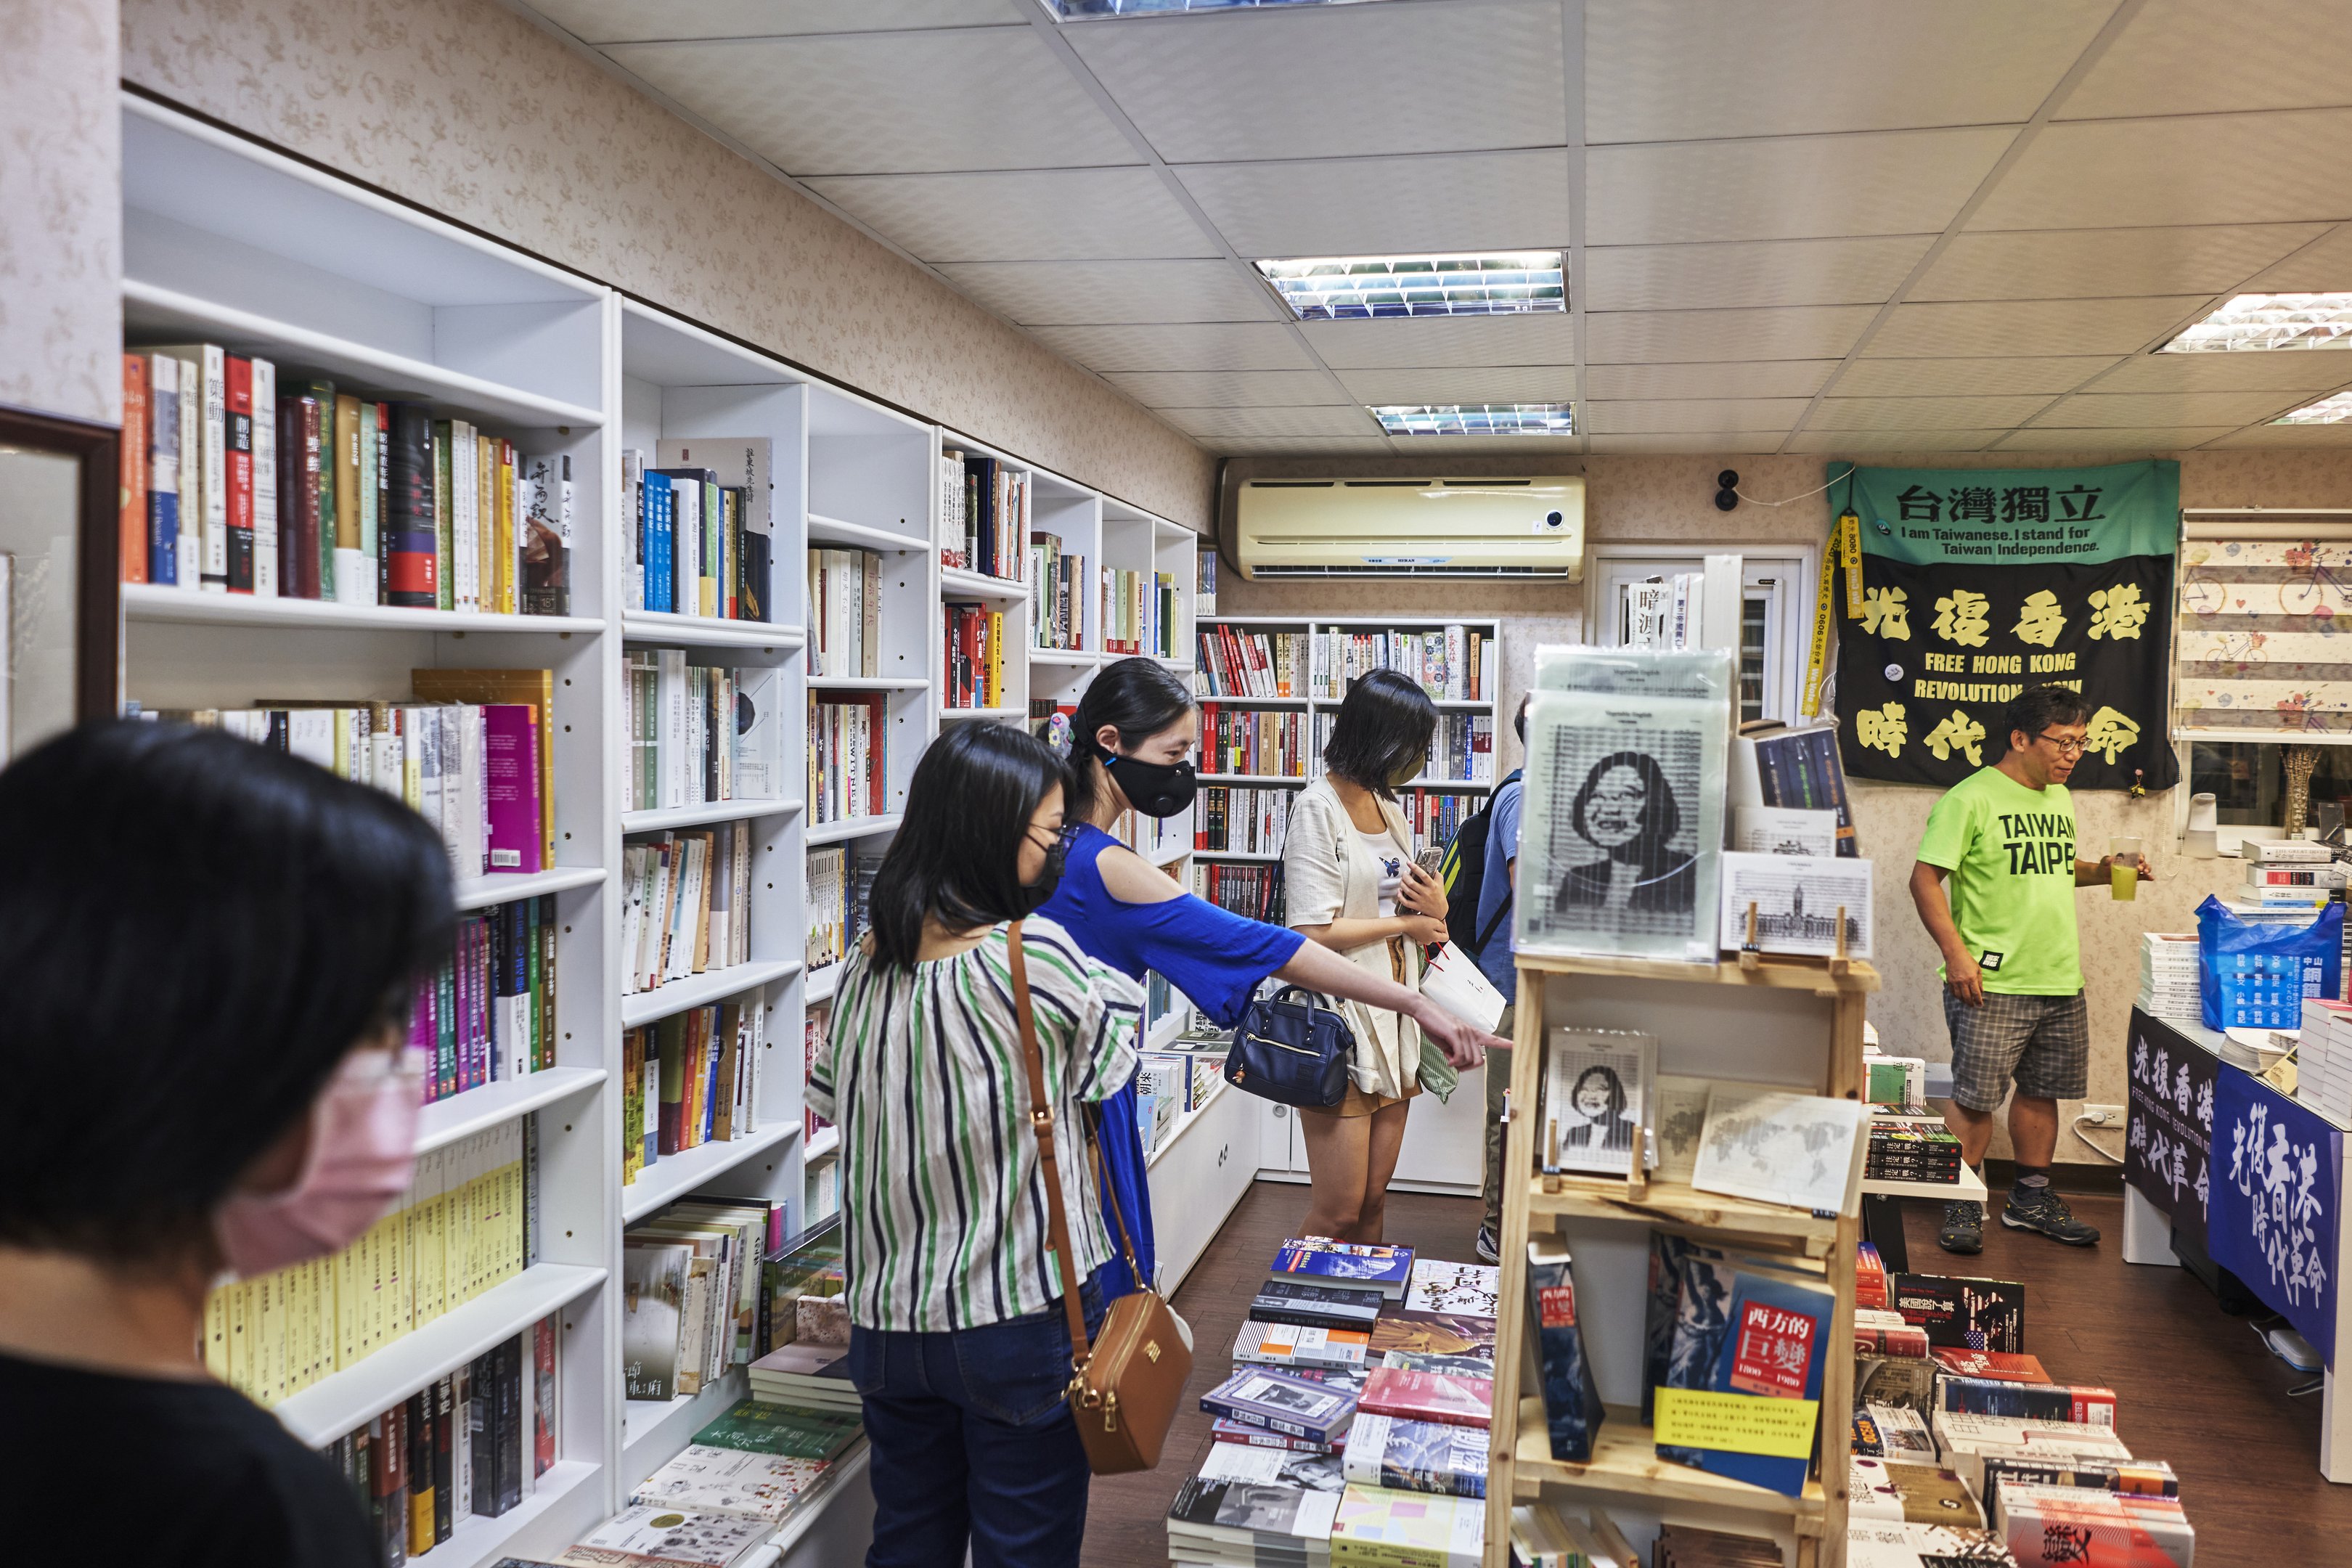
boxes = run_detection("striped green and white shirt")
[807,918,1143,1332]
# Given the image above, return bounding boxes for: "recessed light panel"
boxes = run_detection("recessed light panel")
[1258,253,1566,321]
[2276,391,2352,425]
[1044,0,1388,16]
[2159,293,2352,354]
[1371,404,1577,436]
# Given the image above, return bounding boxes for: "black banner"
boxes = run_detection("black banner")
[2124,1008,2217,1245]
[1834,554,2179,792]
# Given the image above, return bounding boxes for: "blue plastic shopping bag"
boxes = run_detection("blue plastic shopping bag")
[2197,894,2343,1031]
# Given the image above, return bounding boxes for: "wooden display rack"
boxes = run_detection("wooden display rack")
[1484,950,1877,1568]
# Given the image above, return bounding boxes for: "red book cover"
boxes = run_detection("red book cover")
[1726,1299,1819,1398]
[1360,1365,1493,1429]
[224,355,254,592]
[1854,1321,1930,1358]
[868,695,887,814]
[1930,1348,2051,1383]
[120,355,150,584]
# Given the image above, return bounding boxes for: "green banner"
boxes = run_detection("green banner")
[1835,459,2180,567]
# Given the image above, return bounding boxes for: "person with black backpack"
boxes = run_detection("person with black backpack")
[1439,693,1530,1263]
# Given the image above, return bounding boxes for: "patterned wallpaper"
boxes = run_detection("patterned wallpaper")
[1,0,120,425]
[1220,448,2352,1164]
[117,0,1217,528]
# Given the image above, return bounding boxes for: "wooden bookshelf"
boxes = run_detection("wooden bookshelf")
[1484,952,1874,1568]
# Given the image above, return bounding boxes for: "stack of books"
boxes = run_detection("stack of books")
[1508,1502,1640,1568]
[619,1199,786,1402]
[520,1503,777,1568]
[2242,838,2341,907]
[626,1400,865,1533]
[1195,626,1306,698]
[2136,933,2202,1021]
[2300,998,2352,1119]
[1866,1114,1964,1185]
[1171,1243,1500,1568]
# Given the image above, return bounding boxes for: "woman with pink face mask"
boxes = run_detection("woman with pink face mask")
[0,722,454,1568]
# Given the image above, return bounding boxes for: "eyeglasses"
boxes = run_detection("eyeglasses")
[2034,731,2089,756]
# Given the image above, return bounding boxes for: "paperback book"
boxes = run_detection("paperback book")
[1233,1318,1371,1371]
[1196,1437,1346,1494]
[1368,1308,1496,1363]
[1936,1376,2118,1427]
[691,1400,862,1463]
[1894,1273,2026,1353]
[1201,1368,1357,1443]
[1211,1418,1347,1455]
[1328,1482,1484,1568]
[1164,1471,1342,1561]
[1268,1238,1416,1298]
[1342,1414,1488,1499]
[1251,1279,1387,1331]
[1685,1272,1832,1495]
[1526,1236,1606,1463]
[1358,1366,1493,1430]
[628,1444,834,1522]
[1403,1259,1500,1318]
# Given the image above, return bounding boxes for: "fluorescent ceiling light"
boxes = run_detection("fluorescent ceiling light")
[1257,253,1565,321]
[2159,293,2352,353]
[1042,0,1389,15]
[2276,391,2352,425]
[1371,404,1577,436]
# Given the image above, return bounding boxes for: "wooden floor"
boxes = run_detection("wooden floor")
[1077,1180,2347,1566]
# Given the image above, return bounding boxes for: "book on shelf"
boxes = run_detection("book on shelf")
[747,1340,859,1414]
[1404,1259,1499,1318]
[624,442,771,622]
[1931,1409,2134,1496]
[1195,860,1285,924]
[1312,709,1493,787]
[618,822,754,995]
[627,1199,776,1383]
[552,1503,775,1568]
[1203,703,1307,778]
[692,1399,862,1463]
[942,602,1009,709]
[1937,1376,2118,1426]
[1681,1270,1833,1496]
[1210,1417,1345,1455]
[1689,1086,1866,1213]
[809,692,891,825]
[1848,1457,1983,1527]
[1976,1454,2177,1499]
[619,1000,763,1183]
[1197,548,1216,615]
[1893,1273,2025,1352]
[202,1123,531,1408]
[1368,1309,1496,1365]
[1989,1484,2193,1568]
[1029,531,1087,650]
[1100,563,1176,657]
[631,1444,848,1525]
[808,547,881,677]
[1525,1236,1604,1463]
[1930,1348,2049,1383]
[411,893,560,1102]
[1853,1403,1938,1463]
[1196,1437,1344,1494]
[939,449,1029,580]
[624,652,783,812]
[1309,626,1490,703]
[1732,722,1858,858]
[1196,625,1305,698]
[1196,784,1292,855]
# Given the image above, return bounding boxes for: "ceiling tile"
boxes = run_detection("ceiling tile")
[1066,1,1564,163]
[933,260,1281,324]
[1175,150,1571,260]
[2060,0,2352,121]
[2028,391,2323,428]
[1829,356,2117,396]
[1101,369,1342,407]
[1299,314,1583,371]
[1969,110,2352,231]
[1993,426,2239,451]
[1207,436,1397,456]
[1783,429,2009,454]
[1585,0,2112,141]
[801,168,1217,261]
[1153,407,1381,441]
[1586,306,1878,364]
[1585,361,1839,400]
[2205,422,2352,447]
[1585,399,1809,434]
[1588,128,2013,245]
[1025,322,1318,373]
[1862,297,2211,358]
[608,29,1130,176]
[531,0,1014,44]
[1331,367,1580,404]
[2245,224,2352,290]
[1587,433,1786,453]
[1582,237,1932,311]
[1912,224,2329,301]
[2086,351,2352,393]
[1811,395,2057,430]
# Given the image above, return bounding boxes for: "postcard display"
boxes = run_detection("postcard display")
[1487,645,1875,1567]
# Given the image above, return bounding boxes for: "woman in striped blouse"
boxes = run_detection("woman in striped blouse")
[807,722,1140,1568]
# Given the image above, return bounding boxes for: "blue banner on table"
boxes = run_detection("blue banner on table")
[2211,1066,2342,1365]
[1830,460,2179,793]
[2123,1009,2217,1246]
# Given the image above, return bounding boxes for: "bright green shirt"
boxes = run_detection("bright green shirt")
[1916,766,2082,996]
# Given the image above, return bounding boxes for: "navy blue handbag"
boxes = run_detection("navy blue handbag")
[1223,985,1352,1108]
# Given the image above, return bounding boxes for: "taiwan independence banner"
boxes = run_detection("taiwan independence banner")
[1831,460,2179,792]
[2211,1066,2342,1365]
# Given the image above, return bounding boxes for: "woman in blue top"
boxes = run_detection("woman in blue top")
[1032,658,1498,1297]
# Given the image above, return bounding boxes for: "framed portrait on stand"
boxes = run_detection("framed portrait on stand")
[0,402,122,760]
[1539,1027,1658,1177]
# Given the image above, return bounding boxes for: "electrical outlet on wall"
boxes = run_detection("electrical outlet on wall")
[2078,1103,2125,1127]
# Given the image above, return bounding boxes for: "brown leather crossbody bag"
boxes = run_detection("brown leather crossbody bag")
[1006,920,1194,1474]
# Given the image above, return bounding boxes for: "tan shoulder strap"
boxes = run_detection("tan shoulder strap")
[1008,920,1093,1368]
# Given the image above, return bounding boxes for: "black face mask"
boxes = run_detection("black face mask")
[1020,830,1069,913]
[1104,753,1199,819]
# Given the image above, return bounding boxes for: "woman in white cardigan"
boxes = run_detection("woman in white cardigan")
[1281,670,1480,1244]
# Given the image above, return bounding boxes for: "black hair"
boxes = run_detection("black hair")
[1513,692,1531,748]
[1066,656,1195,822]
[867,722,1069,968]
[1569,1063,1627,1123]
[2001,683,2091,753]
[1571,750,1682,853]
[1320,669,1437,801]
[0,722,454,1268]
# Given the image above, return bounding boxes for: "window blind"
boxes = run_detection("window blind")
[2177,512,2352,739]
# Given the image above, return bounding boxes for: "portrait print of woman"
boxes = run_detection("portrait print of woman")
[1559,1063,1635,1156]
[1553,749,1696,923]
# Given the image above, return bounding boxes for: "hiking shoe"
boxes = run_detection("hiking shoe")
[1474,1224,1500,1265]
[2003,1185,2101,1246]
[1937,1199,1984,1254]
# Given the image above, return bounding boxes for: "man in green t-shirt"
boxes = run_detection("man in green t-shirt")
[1908,685,2155,1255]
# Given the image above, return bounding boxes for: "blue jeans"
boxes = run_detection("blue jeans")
[849,1269,1107,1568]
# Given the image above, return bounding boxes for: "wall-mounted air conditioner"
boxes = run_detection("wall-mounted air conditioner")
[1230,475,1585,579]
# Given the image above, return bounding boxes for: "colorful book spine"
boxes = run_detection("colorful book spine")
[147,351,180,585]
[120,354,150,584]
[1527,1237,1605,1462]
[224,355,255,592]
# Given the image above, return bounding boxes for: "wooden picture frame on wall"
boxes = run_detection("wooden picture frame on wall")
[0,402,123,758]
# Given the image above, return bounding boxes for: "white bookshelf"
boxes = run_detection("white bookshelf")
[121,91,1209,1568]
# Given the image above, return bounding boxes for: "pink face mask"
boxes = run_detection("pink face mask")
[215,1048,425,1279]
